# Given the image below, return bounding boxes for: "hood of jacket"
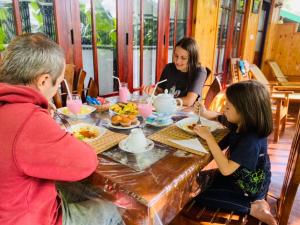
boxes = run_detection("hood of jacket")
[0,83,48,109]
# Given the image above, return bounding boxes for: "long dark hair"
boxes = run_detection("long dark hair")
[226,80,273,137]
[174,37,201,85]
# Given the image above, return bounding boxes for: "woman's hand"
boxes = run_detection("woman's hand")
[193,125,213,141]
[142,85,155,95]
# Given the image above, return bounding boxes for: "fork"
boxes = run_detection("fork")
[54,111,71,128]
[197,96,202,125]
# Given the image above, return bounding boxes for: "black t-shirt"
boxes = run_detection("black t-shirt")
[158,63,207,98]
[218,115,271,199]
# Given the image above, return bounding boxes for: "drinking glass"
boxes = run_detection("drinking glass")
[119,82,129,103]
[66,94,83,114]
[137,98,152,128]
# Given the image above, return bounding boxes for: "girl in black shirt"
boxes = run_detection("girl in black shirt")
[193,80,277,225]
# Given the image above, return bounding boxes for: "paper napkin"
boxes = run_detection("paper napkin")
[169,138,208,154]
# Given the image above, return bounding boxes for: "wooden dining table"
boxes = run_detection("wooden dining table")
[56,106,228,225]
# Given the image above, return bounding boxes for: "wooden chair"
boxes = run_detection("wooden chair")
[268,61,300,85]
[86,77,99,98]
[274,111,300,225]
[230,58,249,83]
[53,65,100,108]
[76,68,87,102]
[249,64,295,142]
[204,77,225,112]
[169,199,260,225]
[249,64,300,102]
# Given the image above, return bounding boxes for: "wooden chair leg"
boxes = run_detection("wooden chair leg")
[277,182,298,225]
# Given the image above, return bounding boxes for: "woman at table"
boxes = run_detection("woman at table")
[143,37,207,107]
[0,33,123,225]
[193,80,277,225]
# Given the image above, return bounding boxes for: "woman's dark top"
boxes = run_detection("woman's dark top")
[158,63,207,98]
[217,115,271,200]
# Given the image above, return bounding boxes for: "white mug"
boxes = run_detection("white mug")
[125,128,147,152]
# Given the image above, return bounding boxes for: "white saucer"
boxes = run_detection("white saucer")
[119,138,154,154]
[146,118,173,127]
[109,120,140,129]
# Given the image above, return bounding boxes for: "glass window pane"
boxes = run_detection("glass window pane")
[143,0,158,86]
[132,0,140,89]
[0,0,16,51]
[176,0,187,42]
[79,0,94,89]
[168,0,176,62]
[94,0,117,95]
[19,0,56,41]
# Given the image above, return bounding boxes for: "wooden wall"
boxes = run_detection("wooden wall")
[240,0,261,63]
[192,0,220,97]
[262,23,300,79]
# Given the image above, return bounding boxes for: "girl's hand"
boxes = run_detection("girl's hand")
[193,125,213,141]
[143,85,155,95]
[193,101,205,116]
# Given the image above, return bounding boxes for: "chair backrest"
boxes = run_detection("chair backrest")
[249,64,270,86]
[268,61,288,83]
[205,67,211,79]
[76,68,87,101]
[52,64,76,108]
[64,64,76,91]
[277,111,300,225]
[86,77,99,98]
[230,58,240,83]
[204,77,225,112]
[230,58,250,83]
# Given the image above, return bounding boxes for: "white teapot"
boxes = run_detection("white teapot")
[152,89,183,114]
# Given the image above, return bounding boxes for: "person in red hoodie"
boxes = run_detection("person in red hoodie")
[0,33,124,225]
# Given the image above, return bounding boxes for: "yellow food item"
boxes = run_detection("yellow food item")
[62,106,93,115]
[73,126,99,140]
[110,102,138,115]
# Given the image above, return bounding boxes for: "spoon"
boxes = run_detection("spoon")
[173,90,181,98]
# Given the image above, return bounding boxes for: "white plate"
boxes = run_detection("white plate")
[119,138,154,154]
[58,105,96,118]
[68,123,106,143]
[109,120,140,129]
[175,116,223,135]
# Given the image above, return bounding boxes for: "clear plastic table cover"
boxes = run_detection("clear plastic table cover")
[55,106,218,225]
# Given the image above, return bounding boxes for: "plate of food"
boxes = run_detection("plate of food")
[58,105,96,118]
[175,116,223,135]
[109,102,138,116]
[68,123,106,142]
[109,114,140,129]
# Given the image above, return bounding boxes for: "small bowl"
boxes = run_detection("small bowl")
[89,101,111,113]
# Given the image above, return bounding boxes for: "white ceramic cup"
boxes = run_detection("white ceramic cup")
[125,128,147,152]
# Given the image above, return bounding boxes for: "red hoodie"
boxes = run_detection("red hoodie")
[0,83,98,225]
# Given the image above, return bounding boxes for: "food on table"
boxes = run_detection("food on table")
[120,117,131,127]
[110,102,138,115]
[110,114,138,127]
[127,115,138,124]
[187,123,197,131]
[62,105,93,115]
[72,125,100,141]
[111,115,122,126]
